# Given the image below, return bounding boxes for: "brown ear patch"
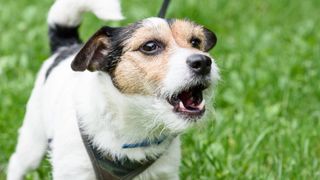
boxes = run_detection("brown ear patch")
[71,27,112,72]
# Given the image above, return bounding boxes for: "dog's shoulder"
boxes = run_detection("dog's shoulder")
[45,44,82,80]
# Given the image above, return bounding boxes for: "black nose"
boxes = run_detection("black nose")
[186,54,212,75]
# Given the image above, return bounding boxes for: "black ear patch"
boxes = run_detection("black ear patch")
[203,27,217,52]
[71,26,116,72]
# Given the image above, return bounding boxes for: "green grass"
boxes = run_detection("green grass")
[1,0,320,179]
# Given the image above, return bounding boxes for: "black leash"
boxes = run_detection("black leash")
[158,0,171,18]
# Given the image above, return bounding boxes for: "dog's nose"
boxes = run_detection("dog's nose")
[186,54,212,75]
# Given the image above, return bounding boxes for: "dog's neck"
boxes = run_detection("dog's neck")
[74,72,180,161]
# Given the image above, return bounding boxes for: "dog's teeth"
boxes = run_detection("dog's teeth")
[197,100,205,110]
[179,101,186,109]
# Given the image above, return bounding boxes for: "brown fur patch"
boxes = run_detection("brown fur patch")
[113,19,171,95]
[113,52,169,95]
[170,20,206,51]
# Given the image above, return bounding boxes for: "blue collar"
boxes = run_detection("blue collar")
[122,135,167,149]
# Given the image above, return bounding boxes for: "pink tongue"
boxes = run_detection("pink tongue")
[178,91,197,108]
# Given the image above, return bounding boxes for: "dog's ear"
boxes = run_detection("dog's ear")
[203,27,217,52]
[71,26,115,72]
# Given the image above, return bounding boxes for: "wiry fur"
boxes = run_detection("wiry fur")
[7,1,219,180]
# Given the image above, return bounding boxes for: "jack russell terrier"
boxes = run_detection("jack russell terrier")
[8,0,219,179]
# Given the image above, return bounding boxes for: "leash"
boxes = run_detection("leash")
[158,0,171,18]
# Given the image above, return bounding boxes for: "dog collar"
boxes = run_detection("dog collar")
[78,126,162,180]
[122,135,167,149]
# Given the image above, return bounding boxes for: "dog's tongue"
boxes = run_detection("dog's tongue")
[178,91,193,107]
[178,90,202,109]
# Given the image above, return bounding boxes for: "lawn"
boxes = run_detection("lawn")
[1,0,320,179]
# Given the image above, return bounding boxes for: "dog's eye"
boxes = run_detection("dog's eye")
[139,41,163,55]
[190,37,201,49]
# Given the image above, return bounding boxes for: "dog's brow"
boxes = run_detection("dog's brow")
[166,19,207,50]
[121,18,172,51]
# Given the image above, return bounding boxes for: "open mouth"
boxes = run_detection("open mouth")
[167,84,208,120]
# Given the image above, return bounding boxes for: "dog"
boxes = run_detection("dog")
[7,0,219,179]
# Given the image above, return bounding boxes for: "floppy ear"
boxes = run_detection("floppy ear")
[203,27,217,52]
[71,26,115,72]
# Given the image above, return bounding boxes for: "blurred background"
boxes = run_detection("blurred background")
[0,0,320,179]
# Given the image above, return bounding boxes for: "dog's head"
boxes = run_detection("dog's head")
[72,17,219,132]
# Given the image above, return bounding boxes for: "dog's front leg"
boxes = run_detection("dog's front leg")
[50,128,95,180]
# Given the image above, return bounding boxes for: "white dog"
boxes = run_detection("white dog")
[7,0,219,179]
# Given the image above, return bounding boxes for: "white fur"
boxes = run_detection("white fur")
[48,0,124,26]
